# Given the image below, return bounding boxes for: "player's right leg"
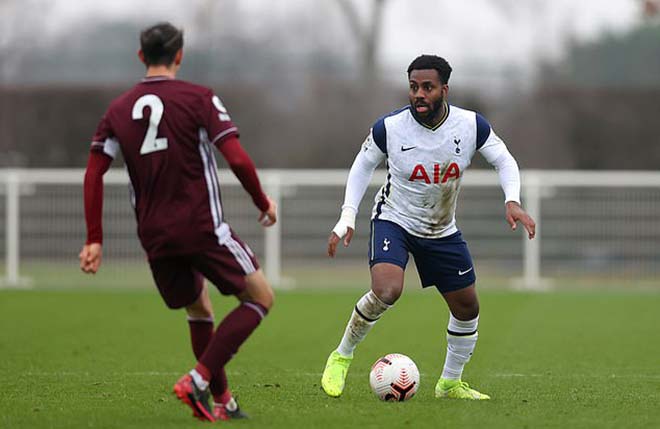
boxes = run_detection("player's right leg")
[211,269,273,420]
[321,264,402,397]
[321,220,408,398]
[191,234,274,420]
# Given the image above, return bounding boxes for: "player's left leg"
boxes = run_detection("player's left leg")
[148,257,218,421]
[410,231,489,400]
[184,281,233,413]
[436,284,489,400]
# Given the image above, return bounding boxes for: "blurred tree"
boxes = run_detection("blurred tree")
[543,22,660,88]
[498,18,660,170]
[335,0,388,79]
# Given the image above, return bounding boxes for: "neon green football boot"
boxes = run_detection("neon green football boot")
[321,350,353,397]
[435,378,491,400]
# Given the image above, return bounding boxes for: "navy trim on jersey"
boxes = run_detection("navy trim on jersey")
[476,113,491,150]
[372,118,387,154]
[374,168,392,219]
[371,106,410,154]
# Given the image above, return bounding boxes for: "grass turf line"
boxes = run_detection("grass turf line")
[1,288,658,428]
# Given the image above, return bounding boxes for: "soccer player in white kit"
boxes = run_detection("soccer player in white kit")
[321,55,536,400]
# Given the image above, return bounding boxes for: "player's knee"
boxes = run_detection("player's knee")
[240,270,275,311]
[185,300,213,319]
[255,284,274,311]
[372,284,402,305]
[452,300,479,320]
[185,289,214,318]
[370,263,404,305]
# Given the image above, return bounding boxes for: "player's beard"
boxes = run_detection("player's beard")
[410,95,445,126]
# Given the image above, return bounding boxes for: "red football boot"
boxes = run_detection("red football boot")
[173,374,216,422]
[213,398,249,421]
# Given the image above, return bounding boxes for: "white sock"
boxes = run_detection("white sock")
[189,368,209,390]
[216,397,238,411]
[336,290,391,357]
[441,313,479,380]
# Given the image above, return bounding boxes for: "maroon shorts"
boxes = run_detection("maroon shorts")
[149,233,259,309]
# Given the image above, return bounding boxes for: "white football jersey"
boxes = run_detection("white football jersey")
[363,103,504,238]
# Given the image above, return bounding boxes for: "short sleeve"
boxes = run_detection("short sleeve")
[90,113,120,159]
[204,90,239,146]
[361,130,388,163]
[475,112,492,150]
[370,117,387,154]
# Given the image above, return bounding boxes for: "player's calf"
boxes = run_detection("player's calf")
[321,289,392,397]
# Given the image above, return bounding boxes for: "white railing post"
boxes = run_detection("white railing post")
[516,171,551,290]
[523,172,541,288]
[263,172,282,288]
[3,170,22,287]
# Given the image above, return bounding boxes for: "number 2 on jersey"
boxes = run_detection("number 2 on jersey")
[132,94,168,155]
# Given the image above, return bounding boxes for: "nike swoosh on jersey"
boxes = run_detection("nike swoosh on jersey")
[458,267,473,276]
[401,146,417,152]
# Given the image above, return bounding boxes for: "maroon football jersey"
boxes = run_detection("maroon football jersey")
[91,77,238,259]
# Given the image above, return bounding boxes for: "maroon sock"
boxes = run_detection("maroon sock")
[188,317,229,402]
[188,318,214,359]
[199,302,268,381]
[211,372,229,405]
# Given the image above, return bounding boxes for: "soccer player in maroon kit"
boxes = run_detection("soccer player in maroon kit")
[79,22,276,422]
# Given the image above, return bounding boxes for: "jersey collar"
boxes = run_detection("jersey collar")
[141,76,174,82]
[411,101,450,131]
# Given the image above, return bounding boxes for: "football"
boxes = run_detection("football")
[369,353,420,402]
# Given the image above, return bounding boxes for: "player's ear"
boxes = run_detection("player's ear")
[137,50,146,66]
[174,49,183,66]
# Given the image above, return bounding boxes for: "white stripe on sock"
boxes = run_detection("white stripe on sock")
[243,302,265,320]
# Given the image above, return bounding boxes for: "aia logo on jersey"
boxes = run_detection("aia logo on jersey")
[408,162,460,184]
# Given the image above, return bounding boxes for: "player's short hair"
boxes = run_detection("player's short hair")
[407,55,452,84]
[140,22,184,66]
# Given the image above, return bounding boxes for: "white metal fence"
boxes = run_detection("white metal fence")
[2,168,660,290]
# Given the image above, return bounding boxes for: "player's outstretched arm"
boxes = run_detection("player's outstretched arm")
[328,137,385,257]
[80,151,112,274]
[505,201,536,239]
[216,136,276,227]
[476,118,536,239]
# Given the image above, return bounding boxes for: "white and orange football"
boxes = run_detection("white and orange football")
[369,353,420,402]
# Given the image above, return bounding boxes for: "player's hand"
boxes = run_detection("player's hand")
[327,227,354,258]
[505,201,536,239]
[328,207,357,257]
[258,196,277,227]
[79,243,103,274]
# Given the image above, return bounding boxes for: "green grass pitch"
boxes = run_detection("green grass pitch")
[1,286,659,428]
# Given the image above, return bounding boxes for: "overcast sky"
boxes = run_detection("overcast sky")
[2,0,642,89]
[42,0,639,62]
